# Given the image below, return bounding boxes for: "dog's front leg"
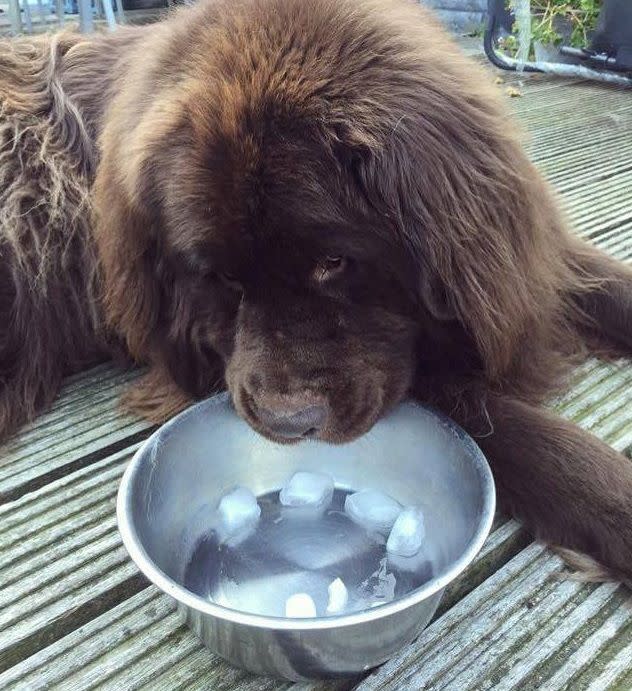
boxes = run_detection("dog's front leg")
[567,238,632,355]
[460,394,632,583]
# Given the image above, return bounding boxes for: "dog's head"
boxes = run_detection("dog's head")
[94,0,562,442]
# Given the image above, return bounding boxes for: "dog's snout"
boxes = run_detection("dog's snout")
[255,401,327,438]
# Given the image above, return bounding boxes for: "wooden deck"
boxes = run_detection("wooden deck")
[0,45,631,690]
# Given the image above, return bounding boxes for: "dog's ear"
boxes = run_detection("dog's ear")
[93,164,159,360]
[92,90,187,361]
[352,91,572,382]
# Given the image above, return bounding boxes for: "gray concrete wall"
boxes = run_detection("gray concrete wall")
[420,0,487,33]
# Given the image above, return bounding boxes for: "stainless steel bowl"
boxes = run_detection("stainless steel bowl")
[117,394,495,681]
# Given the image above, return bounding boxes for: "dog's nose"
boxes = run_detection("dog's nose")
[255,402,327,438]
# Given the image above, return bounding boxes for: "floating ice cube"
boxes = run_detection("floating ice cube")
[344,489,402,533]
[213,572,320,617]
[359,555,397,607]
[285,593,317,618]
[217,487,261,544]
[326,577,349,614]
[279,471,334,508]
[387,548,433,576]
[386,506,425,557]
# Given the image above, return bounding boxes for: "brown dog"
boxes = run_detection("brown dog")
[1,0,631,580]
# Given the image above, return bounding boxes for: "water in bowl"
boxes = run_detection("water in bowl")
[184,488,435,618]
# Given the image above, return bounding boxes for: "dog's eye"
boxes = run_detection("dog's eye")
[217,272,243,292]
[314,256,348,282]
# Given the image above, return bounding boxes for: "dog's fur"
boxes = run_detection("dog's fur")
[1,0,632,580]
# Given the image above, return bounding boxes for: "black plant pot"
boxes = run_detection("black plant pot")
[122,0,167,10]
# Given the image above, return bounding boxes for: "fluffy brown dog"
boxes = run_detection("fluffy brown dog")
[1,0,631,580]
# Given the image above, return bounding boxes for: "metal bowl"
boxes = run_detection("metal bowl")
[117,394,495,681]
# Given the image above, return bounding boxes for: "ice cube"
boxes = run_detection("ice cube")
[388,549,433,576]
[359,555,397,606]
[213,572,320,618]
[344,489,402,533]
[386,506,425,557]
[217,487,261,544]
[279,471,334,508]
[285,593,317,618]
[326,577,349,614]
[371,571,397,605]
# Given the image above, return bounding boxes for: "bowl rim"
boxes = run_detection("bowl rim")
[117,393,495,631]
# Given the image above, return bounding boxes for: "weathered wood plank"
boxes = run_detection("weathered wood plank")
[584,637,632,690]
[0,447,147,673]
[538,604,632,690]
[354,547,632,691]
[0,365,152,501]
[524,114,631,170]
[355,544,561,690]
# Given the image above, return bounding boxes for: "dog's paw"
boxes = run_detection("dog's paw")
[122,367,193,424]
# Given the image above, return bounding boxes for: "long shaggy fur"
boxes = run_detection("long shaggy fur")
[0,35,94,274]
[0,33,105,434]
[1,0,632,583]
